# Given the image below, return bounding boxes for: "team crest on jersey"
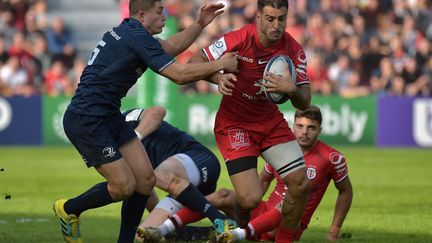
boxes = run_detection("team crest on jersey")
[306,167,316,179]
[228,129,250,149]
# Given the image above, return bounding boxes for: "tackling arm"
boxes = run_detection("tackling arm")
[135,106,166,139]
[160,52,237,85]
[159,2,224,56]
[326,176,353,241]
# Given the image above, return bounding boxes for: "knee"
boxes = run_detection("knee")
[109,179,136,201]
[237,192,261,210]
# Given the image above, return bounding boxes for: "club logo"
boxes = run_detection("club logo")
[228,129,250,149]
[102,146,116,158]
[307,167,316,179]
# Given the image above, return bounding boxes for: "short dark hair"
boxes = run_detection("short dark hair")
[257,0,288,11]
[129,0,161,16]
[294,105,322,125]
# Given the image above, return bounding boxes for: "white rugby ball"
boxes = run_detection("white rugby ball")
[263,55,296,104]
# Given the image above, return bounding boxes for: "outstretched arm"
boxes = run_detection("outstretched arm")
[326,177,353,241]
[135,106,166,139]
[160,52,238,85]
[159,2,224,56]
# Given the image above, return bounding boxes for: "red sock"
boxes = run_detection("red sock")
[248,207,282,238]
[174,207,205,226]
[275,226,297,243]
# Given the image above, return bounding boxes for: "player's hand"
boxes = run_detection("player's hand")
[263,64,296,95]
[219,52,238,73]
[196,2,225,28]
[215,73,237,96]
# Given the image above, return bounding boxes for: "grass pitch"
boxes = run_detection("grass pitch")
[0,146,431,242]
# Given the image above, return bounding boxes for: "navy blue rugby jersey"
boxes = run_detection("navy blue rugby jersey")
[68,18,174,116]
[122,109,199,168]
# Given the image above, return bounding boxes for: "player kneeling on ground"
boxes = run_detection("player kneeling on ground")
[122,107,236,242]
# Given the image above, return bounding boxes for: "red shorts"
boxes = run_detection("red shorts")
[214,112,296,161]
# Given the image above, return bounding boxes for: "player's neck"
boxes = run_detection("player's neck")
[301,140,318,154]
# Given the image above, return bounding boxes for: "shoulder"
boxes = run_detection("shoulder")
[314,141,344,163]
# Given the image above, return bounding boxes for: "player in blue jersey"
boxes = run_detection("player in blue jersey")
[53,0,238,242]
[121,107,235,242]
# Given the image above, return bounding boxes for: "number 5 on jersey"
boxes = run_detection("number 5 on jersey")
[87,40,106,65]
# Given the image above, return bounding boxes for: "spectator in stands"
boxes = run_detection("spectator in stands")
[328,54,352,92]
[43,59,74,96]
[0,55,32,96]
[32,0,48,31]
[0,8,17,46]
[45,16,76,68]
[0,36,10,65]
[387,75,406,97]
[370,57,395,95]
[339,70,370,98]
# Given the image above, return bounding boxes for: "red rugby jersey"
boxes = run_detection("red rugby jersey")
[203,23,310,122]
[264,140,348,227]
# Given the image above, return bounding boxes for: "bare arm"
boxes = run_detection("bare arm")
[189,50,238,95]
[159,2,224,56]
[326,176,353,241]
[160,52,238,85]
[289,84,311,111]
[135,106,166,139]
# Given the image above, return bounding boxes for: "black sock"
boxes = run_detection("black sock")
[176,184,226,223]
[117,191,149,243]
[64,182,114,216]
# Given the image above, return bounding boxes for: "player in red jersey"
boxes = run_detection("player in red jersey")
[212,105,353,242]
[140,106,352,242]
[190,0,311,241]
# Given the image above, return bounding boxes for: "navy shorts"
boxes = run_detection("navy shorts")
[63,109,136,167]
[183,144,221,196]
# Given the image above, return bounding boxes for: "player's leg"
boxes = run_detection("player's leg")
[54,110,133,243]
[162,188,238,233]
[214,121,263,229]
[218,201,282,243]
[117,137,156,243]
[261,141,310,242]
[226,156,262,228]
[153,153,230,225]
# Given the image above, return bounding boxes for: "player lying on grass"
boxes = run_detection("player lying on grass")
[139,105,353,242]
[121,106,237,241]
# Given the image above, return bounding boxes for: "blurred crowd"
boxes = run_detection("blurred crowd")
[171,0,432,97]
[0,0,84,97]
[1,0,431,98]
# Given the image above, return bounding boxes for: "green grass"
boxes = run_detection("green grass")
[0,146,432,242]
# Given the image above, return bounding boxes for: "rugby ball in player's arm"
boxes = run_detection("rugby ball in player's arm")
[262,55,296,104]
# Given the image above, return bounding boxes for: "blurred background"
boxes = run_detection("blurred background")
[0,0,431,147]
